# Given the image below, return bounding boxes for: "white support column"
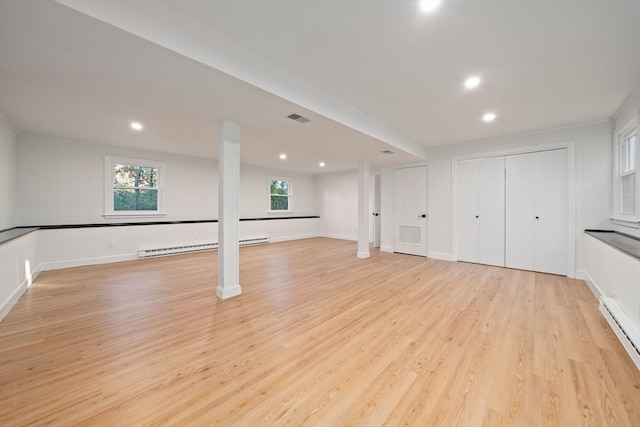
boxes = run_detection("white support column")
[357,160,370,259]
[217,121,242,299]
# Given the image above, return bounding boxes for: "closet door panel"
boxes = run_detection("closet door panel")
[456,160,480,263]
[534,149,567,275]
[505,153,535,271]
[478,157,505,266]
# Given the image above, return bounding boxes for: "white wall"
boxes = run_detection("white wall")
[0,231,39,320]
[17,133,218,225]
[241,164,316,217]
[0,116,17,230]
[611,85,640,238]
[16,133,319,225]
[316,170,359,240]
[412,120,612,273]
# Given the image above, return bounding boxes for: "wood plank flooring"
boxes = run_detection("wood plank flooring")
[1,237,639,426]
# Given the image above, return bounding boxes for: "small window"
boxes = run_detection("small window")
[105,156,165,217]
[269,177,292,212]
[620,130,637,215]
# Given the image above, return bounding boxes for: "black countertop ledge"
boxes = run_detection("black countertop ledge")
[0,216,320,246]
[0,227,39,245]
[585,230,640,260]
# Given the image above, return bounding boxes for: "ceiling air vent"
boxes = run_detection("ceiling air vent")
[381,150,395,154]
[287,113,311,124]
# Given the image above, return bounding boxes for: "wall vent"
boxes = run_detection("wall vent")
[138,236,270,259]
[287,113,311,124]
[599,297,640,371]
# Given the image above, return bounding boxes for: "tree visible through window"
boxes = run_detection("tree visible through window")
[270,179,291,211]
[105,155,164,216]
[113,165,158,211]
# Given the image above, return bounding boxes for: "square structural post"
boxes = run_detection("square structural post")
[217,121,242,299]
[357,159,370,258]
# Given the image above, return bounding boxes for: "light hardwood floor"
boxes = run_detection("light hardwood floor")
[1,237,639,426]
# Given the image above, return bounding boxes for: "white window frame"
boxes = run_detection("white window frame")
[104,155,166,218]
[612,109,640,226]
[268,176,293,213]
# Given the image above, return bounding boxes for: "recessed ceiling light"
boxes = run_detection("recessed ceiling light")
[130,122,143,131]
[419,0,441,13]
[319,162,325,167]
[279,153,287,160]
[464,76,481,89]
[483,112,497,122]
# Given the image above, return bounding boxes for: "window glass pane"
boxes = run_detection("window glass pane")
[114,165,158,188]
[270,180,289,196]
[621,172,636,214]
[114,189,158,211]
[629,133,637,171]
[270,195,289,210]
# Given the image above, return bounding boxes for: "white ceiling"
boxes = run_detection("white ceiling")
[1,0,639,174]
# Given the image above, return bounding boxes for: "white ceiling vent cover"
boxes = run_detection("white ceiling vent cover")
[287,113,311,124]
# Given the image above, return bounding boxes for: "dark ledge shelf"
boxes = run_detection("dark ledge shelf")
[585,230,640,260]
[1,216,320,246]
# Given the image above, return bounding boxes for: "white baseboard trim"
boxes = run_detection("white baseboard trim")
[40,253,138,272]
[380,245,393,253]
[216,284,242,299]
[270,233,319,243]
[428,251,454,261]
[318,233,357,241]
[576,269,605,300]
[0,266,41,322]
[357,251,370,259]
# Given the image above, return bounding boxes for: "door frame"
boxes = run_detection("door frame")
[452,140,576,277]
[391,162,430,257]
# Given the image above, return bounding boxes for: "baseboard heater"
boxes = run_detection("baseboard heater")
[138,236,270,259]
[599,297,640,371]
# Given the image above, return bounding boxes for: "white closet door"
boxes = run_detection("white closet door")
[505,153,536,271]
[478,157,505,266]
[393,165,428,257]
[456,157,505,266]
[534,149,567,275]
[456,160,480,263]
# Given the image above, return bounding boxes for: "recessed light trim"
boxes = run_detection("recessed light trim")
[319,162,325,167]
[482,112,497,122]
[279,153,287,160]
[419,0,441,13]
[464,76,481,89]
[130,122,143,131]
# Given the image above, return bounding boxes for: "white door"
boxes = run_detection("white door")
[506,149,567,275]
[456,157,505,266]
[373,174,381,248]
[478,157,505,266]
[505,153,536,271]
[456,160,480,263]
[393,165,428,256]
[533,149,567,275]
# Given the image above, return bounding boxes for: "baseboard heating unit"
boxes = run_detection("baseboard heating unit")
[138,236,270,259]
[599,297,640,371]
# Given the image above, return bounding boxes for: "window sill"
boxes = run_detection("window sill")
[612,218,640,229]
[268,211,294,215]
[104,213,167,220]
